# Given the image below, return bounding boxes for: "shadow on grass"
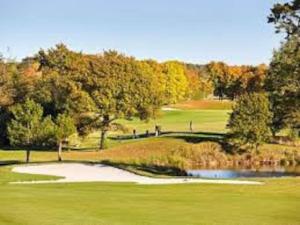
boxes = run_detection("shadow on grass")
[109,131,226,144]
[164,132,224,143]
[0,160,22,166]
[101,160,187,177]
[0,159,101,167]
[163,132,238,155]
[0,144,100,153]
[0,146,57,152]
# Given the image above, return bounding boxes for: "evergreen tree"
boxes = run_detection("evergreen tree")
[7,99,56,162]
[227,93,273,151]
[267,1,300,135]
[268,0,300,38]
[266,37,300,135]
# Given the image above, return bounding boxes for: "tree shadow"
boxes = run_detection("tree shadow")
[109,131,226,144]
[0,160,22,166]
[101,160,187,176]
[0,159,102,167]
[164,132,225,143]
[0,146,56,152]
[108,132,157,141]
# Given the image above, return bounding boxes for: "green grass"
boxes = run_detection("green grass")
[0,108,229,154]
[49,109,230,150]
[117,109,230,134]
[0,102,299,225]
[0,168,299,225]
[0,166,60,184]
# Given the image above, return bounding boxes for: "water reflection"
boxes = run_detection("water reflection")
[187,166,300,179]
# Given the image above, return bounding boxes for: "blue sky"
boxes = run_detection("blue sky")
[0,0,285,65]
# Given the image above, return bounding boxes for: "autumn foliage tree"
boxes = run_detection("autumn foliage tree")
[206,62,267,100]
[83,51,164,149]
[0,43,272,153]
[162,61,188,104]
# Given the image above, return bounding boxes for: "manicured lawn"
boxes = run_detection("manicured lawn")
[43,109,230,151]
[0,102,299,225]
[0,168,299,225]
[117,109,230,134]
[0,109,229,152]
[0,166,59,184]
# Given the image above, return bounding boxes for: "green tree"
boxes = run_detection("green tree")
[267,1,300,136]
[7,99,55,162]
[227,93,273,151]
[266,36,300,135]
[268,0,300,38]
[55,113,76,161]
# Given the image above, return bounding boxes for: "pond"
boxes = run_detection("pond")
[187,166,300,179]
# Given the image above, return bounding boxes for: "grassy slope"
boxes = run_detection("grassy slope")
[0,138,199,164]
[0,136,299,168]
[0,171,299,225]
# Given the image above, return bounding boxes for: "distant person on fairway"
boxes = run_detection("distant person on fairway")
[133,129,137,139]
[190,121,193,133]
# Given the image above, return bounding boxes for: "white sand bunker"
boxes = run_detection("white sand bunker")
[12,163,262,185]
[161,107,180,111]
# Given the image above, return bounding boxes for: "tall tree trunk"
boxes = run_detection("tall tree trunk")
[99,129,106,150]
[99,115,111,150]
[58,141,63,161]
[26,122,30,163]
[271,129,276,138]
[26,150,30,163]
[255,143,259,153]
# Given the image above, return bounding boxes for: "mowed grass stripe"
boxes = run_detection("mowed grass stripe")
[0,180,299,225]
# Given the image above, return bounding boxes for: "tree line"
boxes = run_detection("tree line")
[0,44,268,158]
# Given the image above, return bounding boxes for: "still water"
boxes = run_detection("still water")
[187,167,300,179]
